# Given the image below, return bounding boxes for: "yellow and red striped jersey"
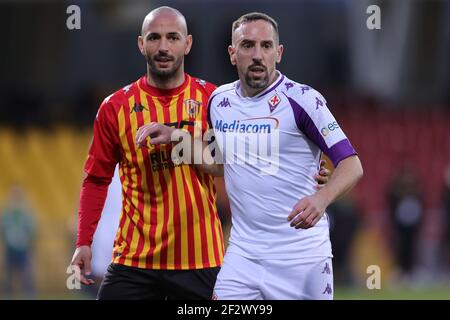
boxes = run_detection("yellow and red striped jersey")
[84,74,224,270]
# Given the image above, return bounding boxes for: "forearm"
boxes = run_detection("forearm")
[316,155,363,206]
[76,174,111,247]
[172,129,224,177]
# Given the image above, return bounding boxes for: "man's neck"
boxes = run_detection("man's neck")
[146,68,185,90]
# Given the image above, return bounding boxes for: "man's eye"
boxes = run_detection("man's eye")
[168,35,179,41]
[242,42,252,48]
[262,43,273,49]
[148,36,158,41]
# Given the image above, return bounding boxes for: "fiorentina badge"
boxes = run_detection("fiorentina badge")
[268,93,281,113]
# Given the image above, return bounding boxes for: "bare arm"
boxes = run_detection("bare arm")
[287,155,363,229]
[193,140,224,177]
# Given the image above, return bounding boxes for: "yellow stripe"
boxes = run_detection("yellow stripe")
[194,89,216,265]
[184,87,203,268]
[181,165,203,268]
[175,85,190,267]
[117,106,132,263]
[150,96,166,268]
[125,95,142,263]
[113,165,125,246]
[164,95,179,267]
[204,171,223,264]
[173,163,188,266]
[139,89,152,268]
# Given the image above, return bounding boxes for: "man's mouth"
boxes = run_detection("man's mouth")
[154,56,174,65]
[248,65,266,75]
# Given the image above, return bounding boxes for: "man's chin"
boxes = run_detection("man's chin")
[245,74,269,89]
[150,68,177,78]
[247,79,268,89]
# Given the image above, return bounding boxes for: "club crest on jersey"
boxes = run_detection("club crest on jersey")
[184,99,201,118]
[268,93,281,113]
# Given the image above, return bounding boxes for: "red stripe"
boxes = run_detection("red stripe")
[188,81,209,267]
[118,95,139,265]
[172,92,185,268]
[201,172,222,266]
[155,96,171,269]
[188,168,210,267]
[129,92,147,267]
[200,88,223,265]
[180,167,196,269]
[144,94,160,268]
[113,160,128,257]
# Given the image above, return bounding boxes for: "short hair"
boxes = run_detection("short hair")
[232,12,279,43]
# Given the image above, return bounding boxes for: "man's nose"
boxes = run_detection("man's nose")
[158,38,169,52]
[252,45,263,60]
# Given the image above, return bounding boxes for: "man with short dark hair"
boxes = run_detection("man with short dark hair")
[208,12,363,299]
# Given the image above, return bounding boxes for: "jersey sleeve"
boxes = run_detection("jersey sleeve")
[202,82,217,132]
[84,98,121,178]
[77,97,121,247]
[285,88,357,167]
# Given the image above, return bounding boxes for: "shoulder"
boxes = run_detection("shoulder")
[280,78,327,113]
[102,82,135,107]
[189,75,217,97]
[96,80,137,120]
[209,81,238,106]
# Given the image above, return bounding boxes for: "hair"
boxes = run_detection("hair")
[232,12,279,43]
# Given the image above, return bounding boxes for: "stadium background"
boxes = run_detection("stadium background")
[0,0,449,299]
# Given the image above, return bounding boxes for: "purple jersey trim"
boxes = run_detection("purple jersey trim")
[327,139,357,167]
[286,95,357,167]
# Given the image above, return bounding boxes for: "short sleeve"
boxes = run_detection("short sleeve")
[285,88,357,167]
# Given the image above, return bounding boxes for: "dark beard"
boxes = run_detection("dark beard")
[244,62,269,89]
[146,54,182,81]
[244,72,269,89]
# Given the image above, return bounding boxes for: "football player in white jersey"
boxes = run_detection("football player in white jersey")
[207,12,362,300]
[135,12,362,300]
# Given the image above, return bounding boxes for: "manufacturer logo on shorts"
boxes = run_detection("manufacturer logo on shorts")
[321,262,331,274]
[323,283,333,295]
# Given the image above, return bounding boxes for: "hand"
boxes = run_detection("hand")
[136,122,176,148]
[70,245,95,285]
[287,193,329,229]
[314,159,331,190]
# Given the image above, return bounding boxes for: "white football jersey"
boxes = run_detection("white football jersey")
[208,72,357,259]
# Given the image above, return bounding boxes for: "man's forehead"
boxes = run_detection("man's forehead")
[233,20,275,43]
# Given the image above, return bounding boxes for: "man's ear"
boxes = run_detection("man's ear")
[228,45,236,66]
[138,36,145,55]
[276,44,284,64]
[185,34,193,55]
